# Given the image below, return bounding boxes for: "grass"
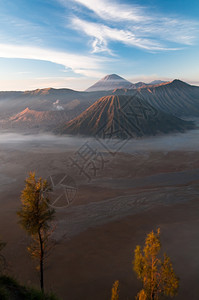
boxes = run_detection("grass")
[0,275,60,300]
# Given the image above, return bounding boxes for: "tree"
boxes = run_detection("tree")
[136,289,147,300]
[111,280,119,300]
[17,172,55,292]
[133,228,179,300]
[0,239,6,273]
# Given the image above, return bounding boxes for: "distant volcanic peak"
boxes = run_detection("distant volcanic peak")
[135,81,146,85]
[85,74,134,92]
[86,74,178,92]
[149,80,167,85]
[102,74,127,81]
[134,82,147,88]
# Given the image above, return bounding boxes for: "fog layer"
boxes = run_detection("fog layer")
[0,127,199,153]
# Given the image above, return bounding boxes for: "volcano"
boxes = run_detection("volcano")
[58,95,194,139]
[85,74,169,92]
[138,80,199,117]
[7,107,70,130]
[86,74,134,92]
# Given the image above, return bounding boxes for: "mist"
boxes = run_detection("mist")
[0,127,199,153]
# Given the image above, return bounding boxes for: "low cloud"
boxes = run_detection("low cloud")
[0,43,107,78]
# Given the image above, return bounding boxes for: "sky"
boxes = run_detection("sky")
[0,0,199,91]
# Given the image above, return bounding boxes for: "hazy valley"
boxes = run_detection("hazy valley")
[1,74,199,299]
[1,75,199,135]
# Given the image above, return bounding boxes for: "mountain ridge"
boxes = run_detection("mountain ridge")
[57,94,195,138]
[0,107,71,131]
[0,76,199,132]
[85,73,173,92]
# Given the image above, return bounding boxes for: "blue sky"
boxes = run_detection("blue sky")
[0,0,198,90]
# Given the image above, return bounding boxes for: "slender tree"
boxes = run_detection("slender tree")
[133,228,179,300]
[17,172,55,292]
[111,280,119,300]
[0,239,6,273]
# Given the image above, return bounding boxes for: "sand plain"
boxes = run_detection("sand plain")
[0,132,199,299]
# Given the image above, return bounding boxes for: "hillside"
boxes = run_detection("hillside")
[0,108,71,131]
[0,78,199,133]
[112,80,199,117]
[0,88,108,120]
[138,80,199,117]
[58,95,194,138]
[0,276,59,300]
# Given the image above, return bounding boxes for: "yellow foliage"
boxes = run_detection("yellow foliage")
[133,228,179,300]
[136,289,147,300]
[111,280,119,300]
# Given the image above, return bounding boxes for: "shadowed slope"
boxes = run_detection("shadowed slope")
[138,80,199,117]
[112,80,199,117]
[58,95,194,138]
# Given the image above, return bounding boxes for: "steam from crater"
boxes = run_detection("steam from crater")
[53,99,64,111]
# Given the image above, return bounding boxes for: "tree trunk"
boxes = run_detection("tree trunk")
[38,229,44,292]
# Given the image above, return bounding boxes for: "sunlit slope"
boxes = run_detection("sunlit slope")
[3,107,70,130]
[58,95,194,138]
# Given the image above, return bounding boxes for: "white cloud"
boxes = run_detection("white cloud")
[0,43,107,77]
[72,18,179,52]
[132,18,199,45]
[61,0,146,22]
[0,76,100,91]
[62,0,199,54]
